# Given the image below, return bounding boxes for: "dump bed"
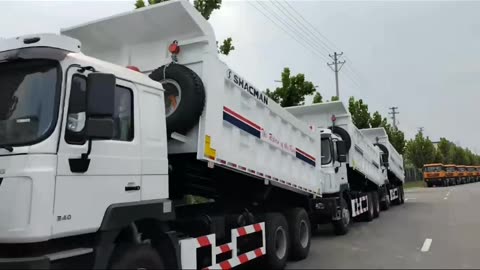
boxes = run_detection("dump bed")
[360,128,405,182]
[62,0,323,197]
[287,101,384,186]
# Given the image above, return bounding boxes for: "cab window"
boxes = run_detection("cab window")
[65,75,134,144]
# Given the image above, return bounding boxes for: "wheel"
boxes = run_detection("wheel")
[372,191,380,218]
[426,182,433,188]
[264,213,290,269]
[110,244,165,269]
[332,197,351,235]
[363,193,374,222]
[399,186,405,204]
[285,208,311,260]
[149,63,206,136]
[380,189,391,210]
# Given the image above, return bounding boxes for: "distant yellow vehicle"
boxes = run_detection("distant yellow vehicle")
[467,166,476,183]
[423,163,447,187]
[444,164,458,186]
[457,165,467,185]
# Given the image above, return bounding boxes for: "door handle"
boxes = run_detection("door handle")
[125,185,141,191]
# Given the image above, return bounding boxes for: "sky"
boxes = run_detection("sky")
[2,0,480,152]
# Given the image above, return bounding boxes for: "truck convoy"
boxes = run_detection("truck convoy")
[0,1,405,269]
[423,164,479,187]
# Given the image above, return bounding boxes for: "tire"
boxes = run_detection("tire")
[380,189,391,211]
[285,208,311,260]
[372,191,380,218]
[149,63,206,136]
[363,193,374,222]
[427,182,433,188]
[264,213,290,269]
[397,186,404,204]
[329,126,351,151]
[332,197,351,235]
[110,244,165,270]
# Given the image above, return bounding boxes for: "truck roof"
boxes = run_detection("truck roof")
[444,164,456,167]
[424,163,444,167]
[287,101,349,121]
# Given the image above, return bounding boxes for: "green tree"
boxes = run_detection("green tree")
[436,138,451,163]
[348,97,371,129]
[331,96,339,101]
[135,0,146,8]
[194,0,221,20]
[385,124,406,155]
[405,131,436,169]
[265,68,316,107]
[370,111,383,128]
[433,149,444,163]
[313,92,323,103]
[218,37,235,56]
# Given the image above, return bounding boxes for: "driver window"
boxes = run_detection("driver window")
[65,75,134,144]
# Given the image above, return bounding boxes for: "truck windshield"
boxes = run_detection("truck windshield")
[446,167,456,172]
[424,166,442,172]
[0,60,59,147]
[321,138,332,165]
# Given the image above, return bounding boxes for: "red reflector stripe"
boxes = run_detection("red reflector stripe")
[237,227,247,236]
[238,254,249,264]
[254,248,263,257]
[253,223,262,232]
[219,261,232,270]
[197,236,211,247]
[219,244,231,253]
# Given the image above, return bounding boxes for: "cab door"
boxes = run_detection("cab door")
[54,67,141,237]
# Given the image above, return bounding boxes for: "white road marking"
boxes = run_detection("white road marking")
[421,238,432,252]
[444,197,448,200]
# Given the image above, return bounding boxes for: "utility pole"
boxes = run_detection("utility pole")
[417,127,425,133]
[327,52,346,98]
[388,106,399,129]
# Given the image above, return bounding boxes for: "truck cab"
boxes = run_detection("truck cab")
[445,164,458,186]
[0,34,173,267]
[423,163,446,187]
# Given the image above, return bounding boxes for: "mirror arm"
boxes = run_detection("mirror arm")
[81,139,93,160]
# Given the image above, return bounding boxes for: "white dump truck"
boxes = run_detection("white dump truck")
[287,101,395,226]
[0,1,364,269]
[360,127,405,207]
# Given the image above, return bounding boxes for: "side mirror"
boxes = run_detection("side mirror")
[86,73,116,140]
[336,141,347,163]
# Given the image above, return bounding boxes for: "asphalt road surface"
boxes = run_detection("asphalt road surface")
[288,183,480,269]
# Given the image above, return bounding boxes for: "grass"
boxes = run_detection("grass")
[404,180,425,189]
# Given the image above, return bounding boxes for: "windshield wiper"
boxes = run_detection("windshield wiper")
[0,145,13,152]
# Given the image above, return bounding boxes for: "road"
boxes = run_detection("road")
[288,183,480,269]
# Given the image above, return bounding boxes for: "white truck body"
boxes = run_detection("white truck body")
[62,0,322,197]
[360,128,405,182]
[286,101,385,187]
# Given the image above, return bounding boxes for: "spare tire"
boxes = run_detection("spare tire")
[149,64,205,136]
[329,126,352,151]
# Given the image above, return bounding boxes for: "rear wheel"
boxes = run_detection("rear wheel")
[399,186,405,204]
[285,208,311,260]
[426,182,433,188]
[332,197,350,235]
[380,189,391,211]
[264,213,290,269]
[372,191,380,218]
[110,244,165,270]
[363,193,374,222]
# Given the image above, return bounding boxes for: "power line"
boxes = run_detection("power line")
[388,107,399,129]
[279,0,366,89]
[251,1,330,63]
[327,52,346,98]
